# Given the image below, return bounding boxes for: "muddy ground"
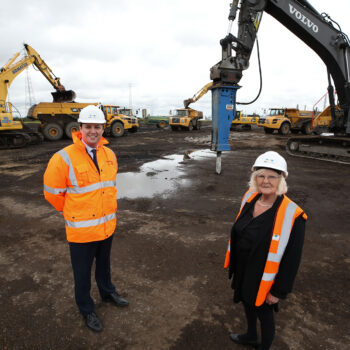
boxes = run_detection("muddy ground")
[0,125,349,350]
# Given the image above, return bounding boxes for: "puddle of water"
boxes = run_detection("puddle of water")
[116,149,216,199]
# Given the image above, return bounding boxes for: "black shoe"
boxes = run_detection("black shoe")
[103,291,129,307]
[229,333,261,347]
[84,312,103,332]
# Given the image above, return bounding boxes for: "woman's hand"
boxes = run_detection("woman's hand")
[266,292,279,305]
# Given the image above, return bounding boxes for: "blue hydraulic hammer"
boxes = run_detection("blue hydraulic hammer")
[211,85,240,174]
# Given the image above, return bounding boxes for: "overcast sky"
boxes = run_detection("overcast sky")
[2,0,350,118]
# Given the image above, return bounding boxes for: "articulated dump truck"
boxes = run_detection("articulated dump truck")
[28,103,139,141]
[257,108,315,135]
[231,111,259,130]
[169,108,203,131]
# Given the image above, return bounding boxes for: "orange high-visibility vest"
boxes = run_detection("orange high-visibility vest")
[43,132,118,243]
[224,190,307,306]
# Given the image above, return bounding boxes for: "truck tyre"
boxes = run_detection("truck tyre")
[111,122,124,137]
[302,121,312,135]
[42,123,64,141]
[264,127,274,134]
[188,121,194,131]
[197,120,201,130]
[65,121,79,139]
[279,122,291,135]
[171,126,178,131]
[157,121,167,129]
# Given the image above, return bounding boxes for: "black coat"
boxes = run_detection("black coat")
[229,194,306,306]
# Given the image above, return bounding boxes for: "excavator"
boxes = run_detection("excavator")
[0,44,75,148]
[211,0,350,165]
[167,82,212,132]
[183,82,213,108]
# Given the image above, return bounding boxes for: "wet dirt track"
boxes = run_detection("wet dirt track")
[0,125,349,350]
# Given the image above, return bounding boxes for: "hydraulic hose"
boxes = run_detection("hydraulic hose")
[237,36,262,105]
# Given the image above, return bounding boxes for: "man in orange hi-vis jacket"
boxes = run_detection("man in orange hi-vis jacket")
[43,105,129,332]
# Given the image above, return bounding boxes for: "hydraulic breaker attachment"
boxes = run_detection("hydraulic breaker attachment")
[211,85,239,174]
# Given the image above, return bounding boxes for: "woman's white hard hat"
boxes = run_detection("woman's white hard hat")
[252,151,288,177]
[78,105,106,124]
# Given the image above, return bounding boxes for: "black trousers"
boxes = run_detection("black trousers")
[69,235,116,316]
[243,301,275,350]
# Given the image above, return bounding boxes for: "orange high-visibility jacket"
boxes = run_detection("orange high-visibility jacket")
[224,189,307,306]
[43,132,118,243]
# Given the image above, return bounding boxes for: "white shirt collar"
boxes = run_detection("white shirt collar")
[81,138,98,157]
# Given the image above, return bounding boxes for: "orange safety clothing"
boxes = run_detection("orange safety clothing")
[43,131,118,243]
[224,189,307,306]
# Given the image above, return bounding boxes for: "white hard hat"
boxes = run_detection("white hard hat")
[252,151,288,177]
[78,105,106,124]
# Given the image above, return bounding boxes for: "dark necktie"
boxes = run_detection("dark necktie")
[91,149,100,173]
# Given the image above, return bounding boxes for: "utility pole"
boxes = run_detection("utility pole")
[128,83,133,111]
[25,67,36,115]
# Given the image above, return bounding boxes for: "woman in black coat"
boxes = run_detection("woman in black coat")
[226,151,307,350]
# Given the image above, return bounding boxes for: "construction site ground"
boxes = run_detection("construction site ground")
[0,125,349,350]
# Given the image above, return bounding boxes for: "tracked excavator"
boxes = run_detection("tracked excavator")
[0,44,75,148]
[211,0,350,164]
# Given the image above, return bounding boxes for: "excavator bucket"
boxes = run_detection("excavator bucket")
[51,90,76,103]
[183,98,193,109]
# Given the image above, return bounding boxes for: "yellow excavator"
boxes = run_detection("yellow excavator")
[169,82,212,131]
[0,44,75,148]
[183,82,213,108]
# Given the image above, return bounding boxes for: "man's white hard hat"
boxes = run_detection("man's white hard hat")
[252,151,288,177]
[78,105,106,124]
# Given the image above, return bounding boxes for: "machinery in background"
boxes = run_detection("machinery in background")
[169,82,211,132]
[169,108,203,131]
[102,105,139,137]
[142,115,170,129]
[231,111,259,131]
[0,43,75,148]
[183,82,213,108]
[118,108,135,118]
[210,0,350,165]
[311,105,338,134]
[119,108,170,129]
[258,108,314,135]
[28,103,139,140]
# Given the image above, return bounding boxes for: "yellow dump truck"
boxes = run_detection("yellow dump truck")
[258,108,314,135]
[28,103,139,140]
[231,111,259,130]
[103,105,139,137]
[169,108,203,131]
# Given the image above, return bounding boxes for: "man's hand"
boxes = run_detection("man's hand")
[266,292,279,305]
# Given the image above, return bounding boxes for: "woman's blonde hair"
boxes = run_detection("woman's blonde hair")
[248,168,288,195]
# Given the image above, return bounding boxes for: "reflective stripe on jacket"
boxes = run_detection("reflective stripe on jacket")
[43,132,118,243]
[224,190,307,306]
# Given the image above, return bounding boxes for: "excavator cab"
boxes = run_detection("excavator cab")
[0,102,22,131]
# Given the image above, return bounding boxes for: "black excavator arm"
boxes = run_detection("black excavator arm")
[211,0,350,135]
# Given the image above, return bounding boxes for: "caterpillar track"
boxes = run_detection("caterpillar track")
[0,131,44,149]
[286,135,350,165]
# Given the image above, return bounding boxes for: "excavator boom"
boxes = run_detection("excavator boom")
[211,0,350,164]
[0,44,74,148]
[184,82,213,108]
[23,44,76,102]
